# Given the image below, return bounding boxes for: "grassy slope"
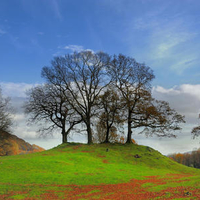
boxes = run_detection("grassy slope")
[0,143,199,199]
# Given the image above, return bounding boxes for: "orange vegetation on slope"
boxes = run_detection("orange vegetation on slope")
[0,130,45,156]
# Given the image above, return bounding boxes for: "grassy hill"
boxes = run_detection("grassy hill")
[0,143,200,199]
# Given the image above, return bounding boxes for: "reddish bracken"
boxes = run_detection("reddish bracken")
[102,159,109,163]
[1,174,199,200]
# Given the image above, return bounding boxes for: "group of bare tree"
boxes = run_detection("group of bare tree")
[24,51,185,144]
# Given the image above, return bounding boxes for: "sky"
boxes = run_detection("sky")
[0,0,200,155]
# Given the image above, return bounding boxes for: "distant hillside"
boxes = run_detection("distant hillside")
[168,148,200,168]
[0,130,45,156]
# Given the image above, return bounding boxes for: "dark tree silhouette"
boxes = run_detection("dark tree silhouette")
[24,84,81,143]
[41,51,111,144]
[109,54,185,143]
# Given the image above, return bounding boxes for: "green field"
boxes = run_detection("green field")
[0,143,200,199]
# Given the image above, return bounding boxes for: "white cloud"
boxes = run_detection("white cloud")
[135,134,199,155]
[54,45,95,56]
[0,82,39,98]
[13,113,25,121]
[63,45,84,52]
[179,84,200,99]
[153,85,181,95]
[153,84,200,100]
[153,84,200,124]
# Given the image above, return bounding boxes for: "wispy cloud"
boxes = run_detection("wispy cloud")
[170,57,198,75]
[149,18,197,54]
[127,5,199,75]
[54,45,94,56]
[50,0,62,21]
[63,45,84,52]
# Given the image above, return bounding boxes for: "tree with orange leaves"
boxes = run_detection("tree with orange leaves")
[96,88,125,143]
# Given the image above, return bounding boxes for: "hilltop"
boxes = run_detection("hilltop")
[0,143,199,199]
[0,130,45,156]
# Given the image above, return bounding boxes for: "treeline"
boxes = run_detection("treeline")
[168,149,200,168]
[24,51,185,144]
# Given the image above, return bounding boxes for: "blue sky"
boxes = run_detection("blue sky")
[1,0,200,154]
[1,0,200,86]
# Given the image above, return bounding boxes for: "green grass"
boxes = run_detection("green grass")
[0,143,199,199]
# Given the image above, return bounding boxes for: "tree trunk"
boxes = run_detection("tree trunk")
[126,110,132,144]
[86,120,93,144]
[103,127,110,143]
[62,128,67,143]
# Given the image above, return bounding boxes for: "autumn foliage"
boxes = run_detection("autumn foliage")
[0,130,45,156]
[168,149,200,168]
[119,136,137,144]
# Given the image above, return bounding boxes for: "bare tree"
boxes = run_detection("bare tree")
[41,51,111,144]
[0,87,13,132]
[109,54,154,143]
[109,54,185,143]
[24,84,82,143]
